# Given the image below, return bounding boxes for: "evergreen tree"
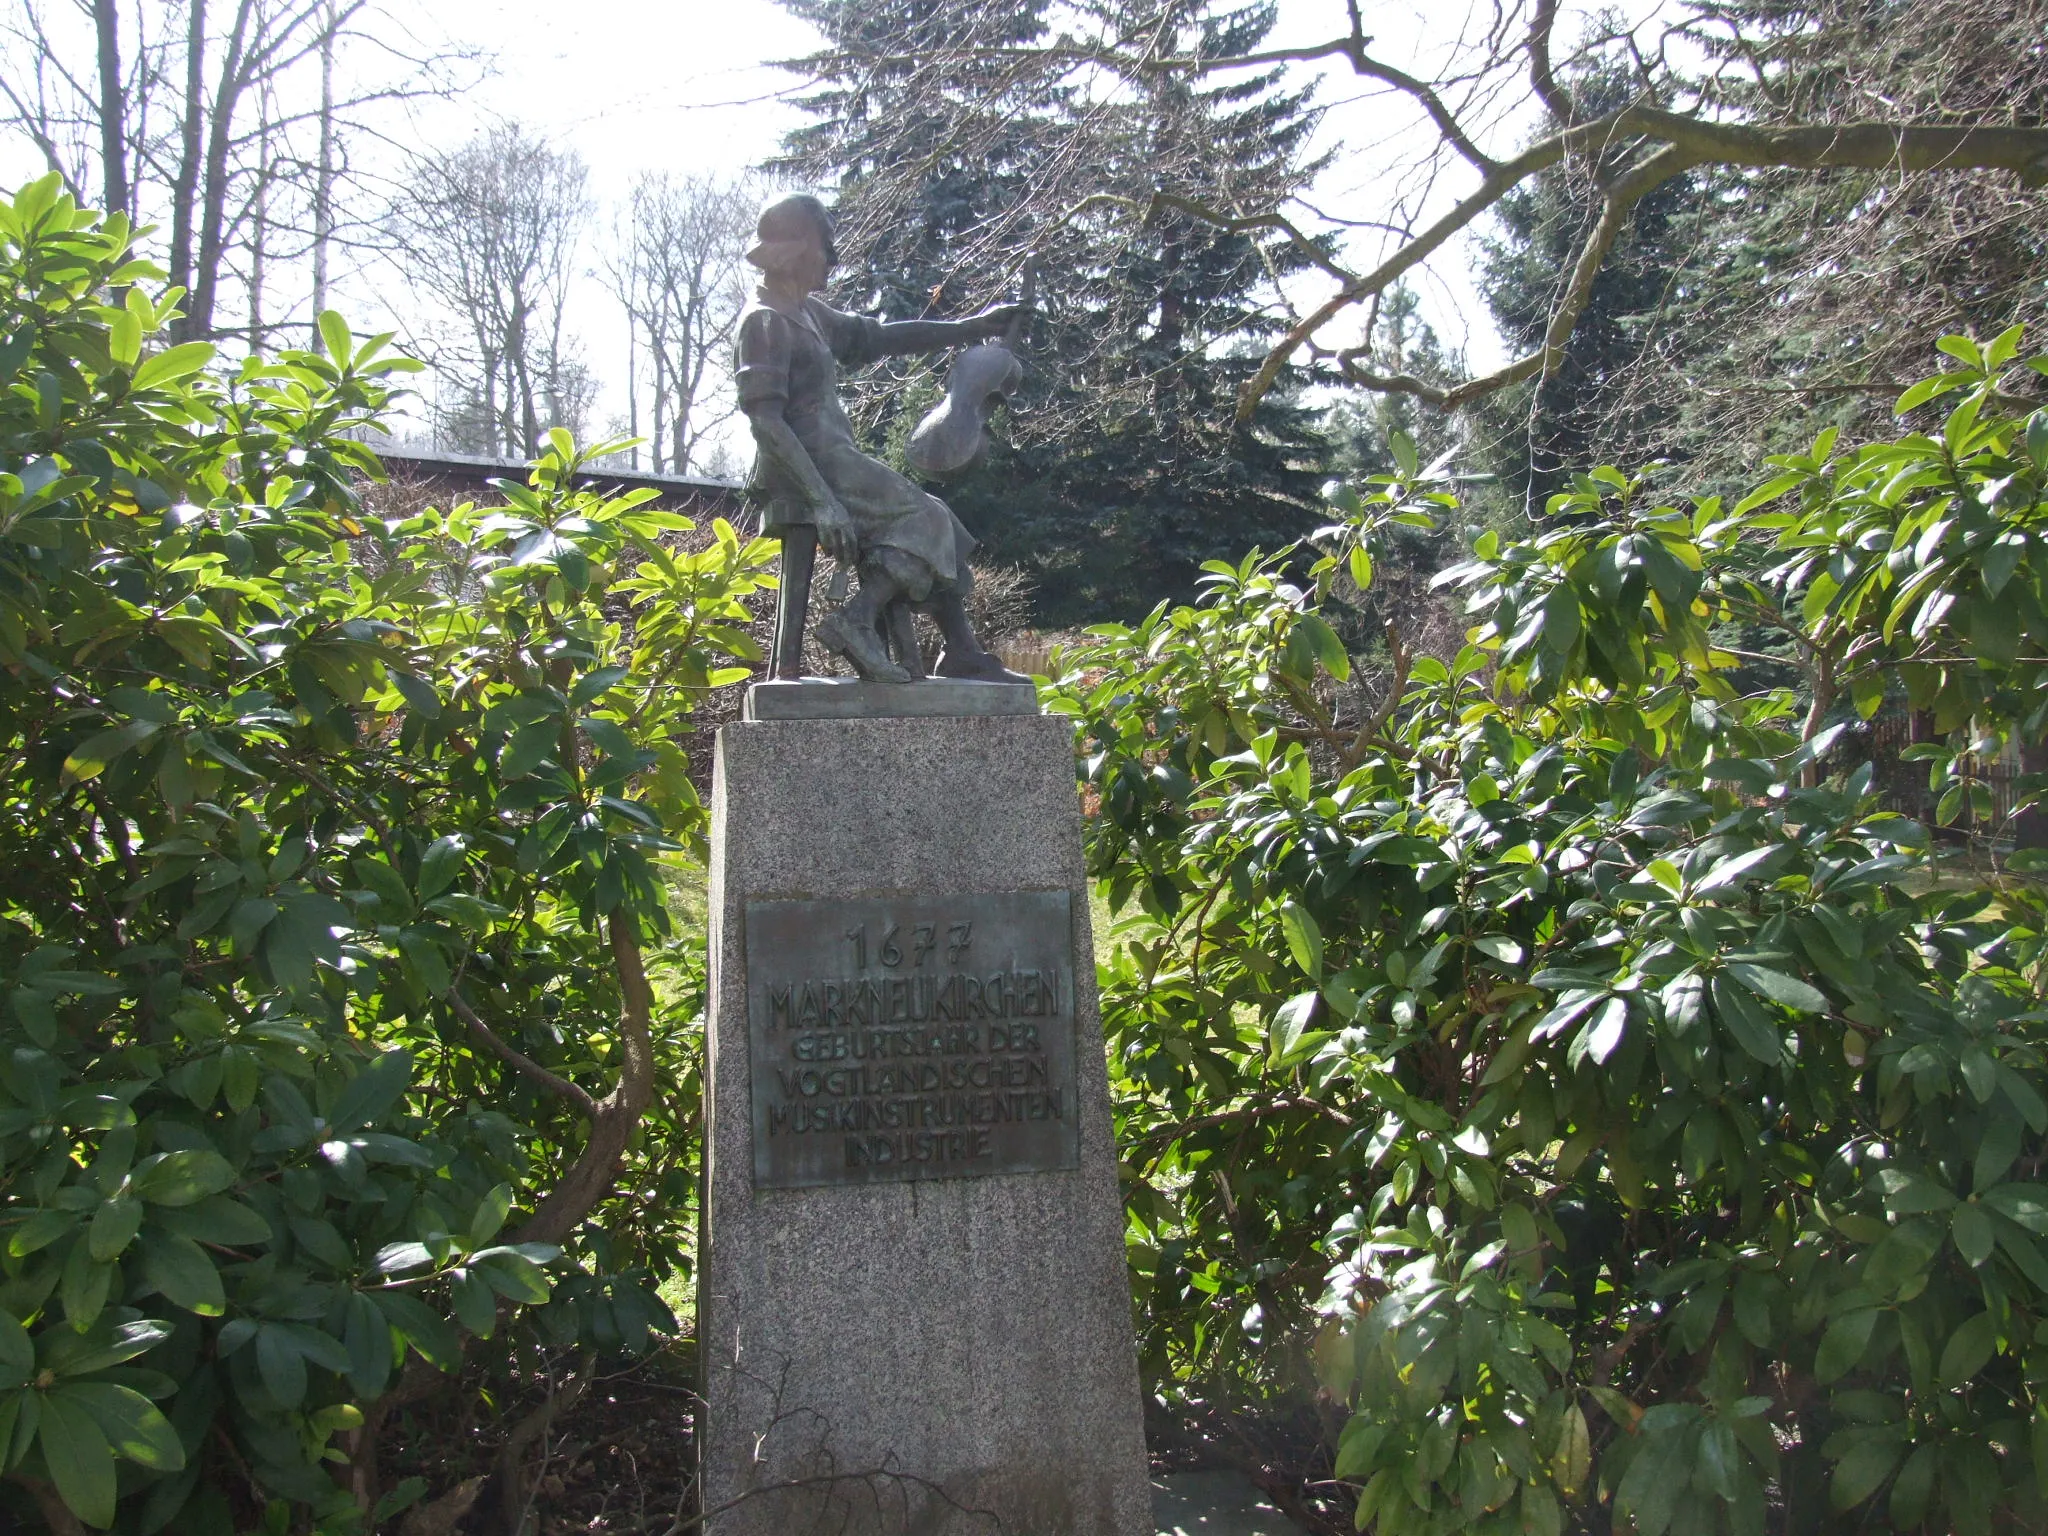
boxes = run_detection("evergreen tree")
[776,0,1331,625]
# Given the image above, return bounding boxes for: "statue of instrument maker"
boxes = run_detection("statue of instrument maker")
[736,193,1027,685]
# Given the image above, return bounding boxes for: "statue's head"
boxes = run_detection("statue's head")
[746,194,837,289]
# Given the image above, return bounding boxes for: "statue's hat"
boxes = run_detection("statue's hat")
[746,193,837,272]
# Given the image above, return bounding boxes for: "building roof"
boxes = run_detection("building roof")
[376,448,747,515]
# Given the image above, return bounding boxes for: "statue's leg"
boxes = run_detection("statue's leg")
[885,602,926,678]
[814,555,913,684]
[771,526,816,681]
[930,584,1028,683]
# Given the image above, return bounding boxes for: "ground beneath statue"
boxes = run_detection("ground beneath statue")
[384,1346,1335,1534]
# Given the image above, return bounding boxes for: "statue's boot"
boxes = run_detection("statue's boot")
[934,648,1031,683]
[929,590,1029,683]
[816,609,913,684]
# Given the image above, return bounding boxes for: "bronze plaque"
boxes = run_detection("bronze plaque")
[745,891,1080,1189]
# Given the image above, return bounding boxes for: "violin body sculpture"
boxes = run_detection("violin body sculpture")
[905,338,1024,480]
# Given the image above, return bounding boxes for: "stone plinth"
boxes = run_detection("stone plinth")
[743,676,1037,720]
[699,714,1150,1536]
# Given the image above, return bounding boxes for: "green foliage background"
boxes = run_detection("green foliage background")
[0,178,772,1532]
[1049,334,2048,1534]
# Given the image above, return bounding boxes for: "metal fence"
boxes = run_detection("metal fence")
[1864,712,2023,835]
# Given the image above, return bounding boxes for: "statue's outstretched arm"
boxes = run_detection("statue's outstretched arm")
[872,303,1027,359]
[744,405,858,565]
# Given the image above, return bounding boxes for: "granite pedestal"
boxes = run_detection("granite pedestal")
[698,694,1151,1536]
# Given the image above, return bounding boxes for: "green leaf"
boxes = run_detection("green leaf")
[499,720,557,780]
[328,1048,414,1132]
[9,1209,76,1258]
[1938,1311,1996,1390]
[0,1312,32,1386]
[1295,613,1350,681]
[1982,1182,2048,1233]
[1580,996,1627,1065]
[1974,1117,2022,1194]
[1710,973,1783,1064]
[87,1195,141,1261]
[1725,963,1828,1014]
[1935,334,1983,370]
[1893,372,1968,414]
[452,1269,497,1338]
[417,836,463,900]
[130,341,215,391]
[1890,1443,1936,1527]
[1951,1203,1995,1267]
[1829,1433,1903,1511]
[255,1325,307,1408]
[1815,1307,1879,1383]
[1278,901,1323,980]
[61,721,160,785]
[317,310,353,365]
[344,1292,393,1398]
[1334,1416,1384,1479]
[1389,429,1418,478]
[1875,1168,1956,1215]
[470,1183,514,1247]
[37,1392,116,1528]
[153,1195,272,1248]
[1696,1420,1741,1502]
[472,1249,550,1305]
[1615,1421,1693,1536]
[1270,991,1319,1062]
[1540,582,1581,656]
[53,1320,172,1376]
[140,1233,225,1316]
[1472,935,1523,965]
[1551,1399,1591,1496]
[371,1290,461,1370]
[58,1382,183,1471]
[129,1149,236,1206]
[61,1239,113,1331]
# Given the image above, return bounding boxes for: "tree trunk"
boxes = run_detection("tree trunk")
[624,317,638,470]
[167,0,208,321]
[188,0,256,341]
[310,0,336,340]
[248,102,268,349]
[92,0,128,219]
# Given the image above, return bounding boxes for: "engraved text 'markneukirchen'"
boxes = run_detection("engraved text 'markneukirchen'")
[744,893,1079,1188]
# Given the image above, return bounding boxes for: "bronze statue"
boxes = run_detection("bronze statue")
[736,193,1028,685]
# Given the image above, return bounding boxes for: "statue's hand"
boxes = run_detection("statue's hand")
[815,498,859,566]
[966,303,1029,341]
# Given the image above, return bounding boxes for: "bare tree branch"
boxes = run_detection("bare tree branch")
[1527,0,1572,123]
[1234,104,2048,419]
[446,983,600,1120]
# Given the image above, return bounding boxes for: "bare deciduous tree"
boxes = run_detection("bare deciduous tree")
[600,171,755,475]
[392,121,595,458]
[0,0,478,346]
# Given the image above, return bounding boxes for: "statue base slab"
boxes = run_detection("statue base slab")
[744,676,1037,720]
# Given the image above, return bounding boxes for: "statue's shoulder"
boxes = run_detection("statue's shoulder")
[801,296,881,365]
[737,297,795,338]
